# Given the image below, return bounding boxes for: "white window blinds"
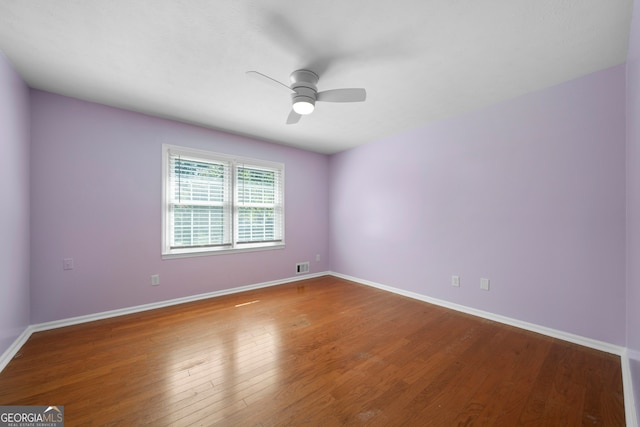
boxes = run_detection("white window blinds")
[236,165,283,244]
[163,145,284,256]
[169,154,232,249]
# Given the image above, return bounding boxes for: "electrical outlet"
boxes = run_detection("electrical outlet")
[151,275,160,286]
[480,278,490,291]
[451,275,460,287]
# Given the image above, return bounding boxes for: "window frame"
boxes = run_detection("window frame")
[162,144,285,259]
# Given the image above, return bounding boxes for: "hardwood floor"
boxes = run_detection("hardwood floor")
[0,276,625,426]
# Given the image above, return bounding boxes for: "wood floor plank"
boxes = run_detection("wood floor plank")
[0,276,625,426]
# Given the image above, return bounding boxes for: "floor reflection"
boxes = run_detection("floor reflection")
[161,300,281,422]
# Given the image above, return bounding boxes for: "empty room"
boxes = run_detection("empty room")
[1,1,640,425]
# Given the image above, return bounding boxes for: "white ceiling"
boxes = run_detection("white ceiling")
[0,1,634,154]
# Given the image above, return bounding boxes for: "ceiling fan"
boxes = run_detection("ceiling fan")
[246,69,367,124]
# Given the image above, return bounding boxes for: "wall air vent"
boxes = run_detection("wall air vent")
[296,262,310,274]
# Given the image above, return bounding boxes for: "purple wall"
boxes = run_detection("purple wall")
[330,65,627,345]
[0,51,30,354]
[626,0,640,417]
[29,91,329,323]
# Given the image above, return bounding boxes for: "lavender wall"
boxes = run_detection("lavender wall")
[0,52,30,354]
[626,0,640,416]
[30,91,329,324]
[330,65,627,345]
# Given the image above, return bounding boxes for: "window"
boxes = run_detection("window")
[162,145,284,257]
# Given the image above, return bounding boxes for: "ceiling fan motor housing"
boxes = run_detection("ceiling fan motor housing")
[290,70,318,111]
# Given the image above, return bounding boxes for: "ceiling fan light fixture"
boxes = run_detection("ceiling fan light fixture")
[293,98,315,115]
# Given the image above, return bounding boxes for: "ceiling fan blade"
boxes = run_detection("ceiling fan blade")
[286,110,301,125]
[317,88,366,103]
[246,71,294,93]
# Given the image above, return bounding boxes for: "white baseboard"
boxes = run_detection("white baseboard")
[330,272,624,355]
[0,271,329,373]
[0,326,34,373]
[622,349,639,427]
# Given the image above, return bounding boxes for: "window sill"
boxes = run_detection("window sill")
[162,243,285,260]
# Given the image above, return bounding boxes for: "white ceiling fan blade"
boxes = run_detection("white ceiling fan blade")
[317,88,366,103]
[246,71,294,93]
[286,110,301,124]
